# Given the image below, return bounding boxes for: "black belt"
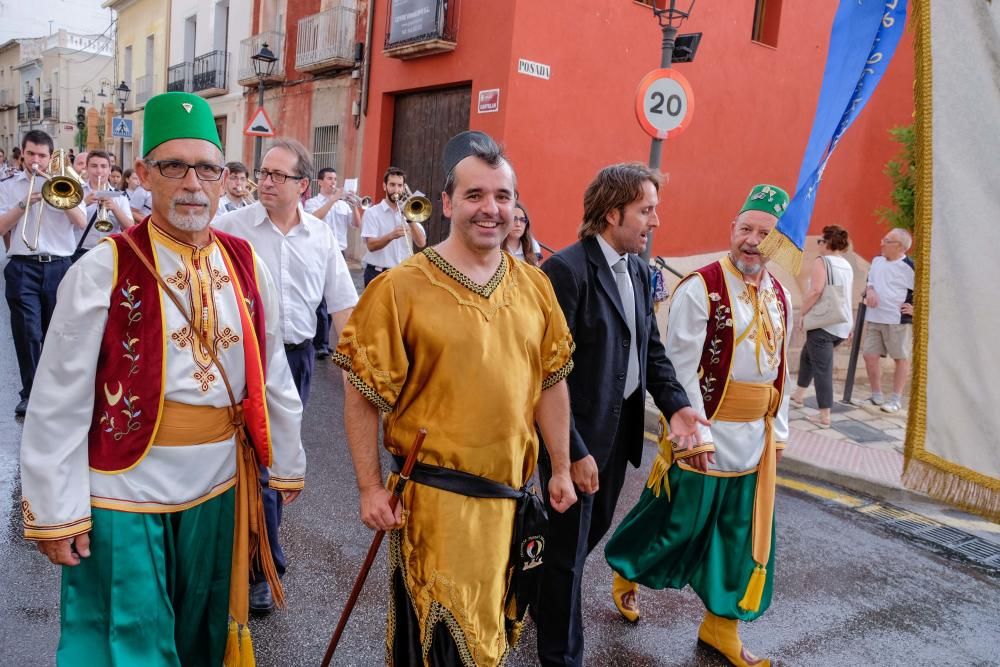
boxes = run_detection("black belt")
[11,254,70,264]
[390,454,548,621]
[284,341,311,352]
[390,455,523,499]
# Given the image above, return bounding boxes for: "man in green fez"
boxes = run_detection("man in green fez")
[604,184,791,667]
[19,91,306,665]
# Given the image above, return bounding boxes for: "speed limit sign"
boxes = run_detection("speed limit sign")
[634,69,694,140]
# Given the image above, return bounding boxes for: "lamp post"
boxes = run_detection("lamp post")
[250,43,277,171]
[115,81,130,166]
[25,87,36,133]
[642,0,697,260]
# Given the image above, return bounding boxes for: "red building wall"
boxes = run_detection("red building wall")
[360,0,914,259]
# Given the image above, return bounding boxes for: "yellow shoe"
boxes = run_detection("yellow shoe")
[697,611,770,667]
[612,572,640,623]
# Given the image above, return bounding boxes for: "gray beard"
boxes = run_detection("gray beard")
[167,207,211,232]
[733,256,764,276]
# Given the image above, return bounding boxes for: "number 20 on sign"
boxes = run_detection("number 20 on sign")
[634,69,694,140]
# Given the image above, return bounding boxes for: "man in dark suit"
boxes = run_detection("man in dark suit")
[536,162,709,666]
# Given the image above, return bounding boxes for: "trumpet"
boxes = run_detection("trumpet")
[344,193,372,210]
[93,178,114,233]
[20,149,85,252]
[240,179,258,206]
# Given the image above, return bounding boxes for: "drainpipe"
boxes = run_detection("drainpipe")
[361,0,374,117]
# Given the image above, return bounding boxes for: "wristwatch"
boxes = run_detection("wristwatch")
[18,201,26,210]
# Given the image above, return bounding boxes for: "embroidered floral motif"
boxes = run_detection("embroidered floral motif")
[100,389,142,441]
[737,289,754,306]
[21,499,35,523]
[701,373,718,399]
[708,292,722,302]
[707,336,724,365]
[119,281,142,324]
[210,267,231,290]
[165,251,240,392]
[712,303,733,335]
[166,269,190,291]
[106,281,144,435]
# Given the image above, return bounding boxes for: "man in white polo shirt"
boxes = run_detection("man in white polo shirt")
[360,166,426,286]
[858,228,915,414]
[214,138,358,613]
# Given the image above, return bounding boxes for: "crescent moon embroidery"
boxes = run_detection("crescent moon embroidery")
[104,382,124,406]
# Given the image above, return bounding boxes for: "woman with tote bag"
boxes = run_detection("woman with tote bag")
[791,225,854,427]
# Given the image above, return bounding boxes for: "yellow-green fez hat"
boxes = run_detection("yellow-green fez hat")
[739,184,790,218]
[142,92,223,157]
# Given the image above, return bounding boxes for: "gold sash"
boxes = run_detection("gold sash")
[156,400,237,446]
[716,381,780,613]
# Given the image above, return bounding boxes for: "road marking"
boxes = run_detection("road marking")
[776,476,868,508]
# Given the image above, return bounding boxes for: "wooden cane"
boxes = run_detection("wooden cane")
[320,428,427,666]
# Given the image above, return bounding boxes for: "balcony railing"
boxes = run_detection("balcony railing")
[192,50,229,96]
[42,97,59,120]
[17,102,39,123]
[384,0,460,59]
[136,74,154,106]
[167,62,192,93]
[296,6,358,73]
[239,32,286,86]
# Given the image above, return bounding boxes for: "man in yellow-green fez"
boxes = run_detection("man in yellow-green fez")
[605,185,792,667]
[19,91,306,665]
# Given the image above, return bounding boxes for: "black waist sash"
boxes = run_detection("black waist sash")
[390,455,548,620]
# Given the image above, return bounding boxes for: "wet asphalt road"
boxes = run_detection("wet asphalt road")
[1,276,998,666]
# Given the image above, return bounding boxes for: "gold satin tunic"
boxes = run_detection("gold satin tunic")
[335,248,573,666]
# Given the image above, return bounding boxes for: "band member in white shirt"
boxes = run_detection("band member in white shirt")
[360,166,427,286]
[0,130,87,415]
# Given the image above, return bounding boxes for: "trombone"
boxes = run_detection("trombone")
[240,179,258,206]
[20,149,85,252]
[396,184,431,224]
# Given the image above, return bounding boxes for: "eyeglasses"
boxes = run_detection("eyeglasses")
[147,160,224,181]
[881,238,901,245]
[512,216,528,224]
[255,169,305,185]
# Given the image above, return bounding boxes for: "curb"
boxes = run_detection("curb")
[777,451,931,507]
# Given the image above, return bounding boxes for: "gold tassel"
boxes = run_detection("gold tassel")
[645,453,671,499]
[240,625,255,666]
[757,229,803,276]
[223,620,257,667]
[737,564,767,613]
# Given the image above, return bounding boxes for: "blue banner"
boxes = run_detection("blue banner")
[763,0,909,273]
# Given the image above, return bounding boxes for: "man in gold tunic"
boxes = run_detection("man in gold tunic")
[334,131,577,666]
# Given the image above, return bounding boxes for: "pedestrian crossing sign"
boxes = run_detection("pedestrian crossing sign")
[111,118,133,138]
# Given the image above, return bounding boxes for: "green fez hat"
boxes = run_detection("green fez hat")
[142,92,223,157]
[739,184,790,218]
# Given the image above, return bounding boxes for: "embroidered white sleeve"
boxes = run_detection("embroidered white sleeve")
[20,244,115,539]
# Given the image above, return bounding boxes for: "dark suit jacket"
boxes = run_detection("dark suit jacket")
[543,236,689,469]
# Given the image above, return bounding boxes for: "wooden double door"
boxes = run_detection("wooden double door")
[390,85,471,246]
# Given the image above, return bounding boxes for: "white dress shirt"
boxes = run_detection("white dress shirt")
[304,193,353,251]
[19,225,306,536]
[0,170,85,257]
[213,201,358,345]
[361,199,425,269]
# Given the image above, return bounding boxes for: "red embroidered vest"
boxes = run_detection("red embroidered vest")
[679,260,789,419]
[88,221,273,472]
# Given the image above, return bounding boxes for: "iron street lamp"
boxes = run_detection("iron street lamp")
[250,42,277,171]
[642,0,698,260]
[25,87,37,133]
[116,81,130,166]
